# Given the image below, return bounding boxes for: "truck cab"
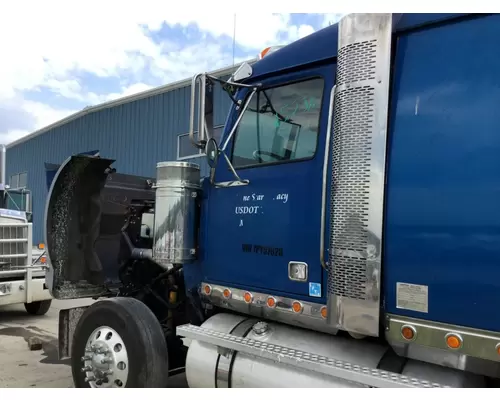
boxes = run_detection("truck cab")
[45,13,500,388]
[0,145,52,314]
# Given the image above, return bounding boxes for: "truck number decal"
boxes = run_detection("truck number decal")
[242,244,283,257]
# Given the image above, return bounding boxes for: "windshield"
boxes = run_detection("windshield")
[231,78,324,168]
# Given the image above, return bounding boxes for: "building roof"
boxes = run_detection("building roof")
[7,58,258,149]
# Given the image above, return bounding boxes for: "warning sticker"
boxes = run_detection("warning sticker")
[396,282,428,313]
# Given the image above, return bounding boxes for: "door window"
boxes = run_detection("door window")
[231,78,324,168]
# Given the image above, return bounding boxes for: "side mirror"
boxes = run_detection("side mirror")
[205,138,219,169]
[189,74,214,149]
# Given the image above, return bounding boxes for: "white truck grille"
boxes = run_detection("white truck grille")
[0,221,32,270]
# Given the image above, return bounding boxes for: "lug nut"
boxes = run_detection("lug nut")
[101,357,112,364]
[81,366,92,372]
[81,356,92,361]
[85,376,96,382]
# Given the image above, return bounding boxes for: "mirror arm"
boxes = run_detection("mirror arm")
[221,88,257,151]
[220,151,248,185]
[207,74,257,89]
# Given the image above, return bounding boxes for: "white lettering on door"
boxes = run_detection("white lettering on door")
[234,206,260,215]
[275,193,289,203]
[243,193,265,202]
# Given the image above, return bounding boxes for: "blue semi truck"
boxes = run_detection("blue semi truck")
[45,13,500,388]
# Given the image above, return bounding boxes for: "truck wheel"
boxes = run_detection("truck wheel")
[24,300,52,315]
[71,297,169,388]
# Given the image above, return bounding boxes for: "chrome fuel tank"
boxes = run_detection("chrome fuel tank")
[185,313,385,388]
[152,161,201,267]
[184,313,486,388]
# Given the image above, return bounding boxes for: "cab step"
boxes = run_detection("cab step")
[176,324,447,388]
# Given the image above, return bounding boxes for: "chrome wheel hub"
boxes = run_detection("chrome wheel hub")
[81,326,129,388]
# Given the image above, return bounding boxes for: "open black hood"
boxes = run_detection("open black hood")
[44,154,155,299]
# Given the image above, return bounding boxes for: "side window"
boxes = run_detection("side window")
[212,126,224,144]
[18,172,27,188]
[10,174,19,189]
[10,172,27,189]
[232,78,324,168]
[177,133,199,159]
[177,125,224,160]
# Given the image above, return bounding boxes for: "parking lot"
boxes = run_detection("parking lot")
[0,299,188,388]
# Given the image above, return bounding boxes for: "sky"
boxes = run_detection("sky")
[0,5,344,145]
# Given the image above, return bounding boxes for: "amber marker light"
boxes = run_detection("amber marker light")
[267,297,277,308]
[40,256,47,264]
[223,289,231,299]
[243,292,253,304]
[495,343,500,356]
[292,301,303,314]
[203,284,212,295]
[445,333,463,349]
[320,306,327,319]
[401,325,416,341]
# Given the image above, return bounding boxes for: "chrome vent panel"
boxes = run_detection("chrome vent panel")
[327,13,393,337]
[329,86,375,300]
[337,40,377,85]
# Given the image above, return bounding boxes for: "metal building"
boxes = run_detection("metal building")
[5,60,254,244]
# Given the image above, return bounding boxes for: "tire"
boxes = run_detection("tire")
[24,300,52,315]
[71,297,169,388]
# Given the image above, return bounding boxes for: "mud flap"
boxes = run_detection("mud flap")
[45,155,155,300]
[58,306,89,359]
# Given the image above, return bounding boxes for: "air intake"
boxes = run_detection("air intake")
[326,13,393,337]
[152,162,201,267]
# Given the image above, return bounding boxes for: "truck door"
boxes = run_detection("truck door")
[203,64,335,299]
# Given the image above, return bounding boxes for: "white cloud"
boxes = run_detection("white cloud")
[0,5,343,144]
[0,97,77,144]
[104,83,156,102]
[21,101,77,129]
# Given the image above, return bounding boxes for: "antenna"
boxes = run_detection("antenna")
[232,13,236,66]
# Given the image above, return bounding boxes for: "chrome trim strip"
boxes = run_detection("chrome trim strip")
[327,13,393,338]
[320,84,336,270]
[177,324,446,388]
[201,282,338,335]
[386,314,500,364]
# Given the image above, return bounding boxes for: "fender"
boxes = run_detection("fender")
[44,154,155,299]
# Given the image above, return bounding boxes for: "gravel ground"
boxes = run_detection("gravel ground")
[0,298,188,388]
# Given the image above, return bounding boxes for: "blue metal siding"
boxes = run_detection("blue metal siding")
[6,78,233,244]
